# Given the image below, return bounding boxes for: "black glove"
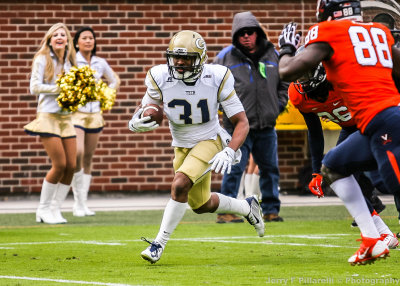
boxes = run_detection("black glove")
[278,22,302,59]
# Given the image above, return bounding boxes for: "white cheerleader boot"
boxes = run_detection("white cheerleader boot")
[50,183,70,223]
[36,180,59,224]
[72,170,85,217]
[82,174,95,216]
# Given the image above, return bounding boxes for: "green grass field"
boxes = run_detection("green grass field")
[0,204,400,286]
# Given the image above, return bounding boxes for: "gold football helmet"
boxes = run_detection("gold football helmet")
[166,30,208,82]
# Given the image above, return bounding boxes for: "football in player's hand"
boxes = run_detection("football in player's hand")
[141,104,164,125]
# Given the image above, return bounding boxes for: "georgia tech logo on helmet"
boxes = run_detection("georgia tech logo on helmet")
[195,38,205,50]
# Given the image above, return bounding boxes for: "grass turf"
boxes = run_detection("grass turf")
[0,204,399,285]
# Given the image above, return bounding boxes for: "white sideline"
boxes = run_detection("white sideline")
[0,240,124,246]
[0,233,350,249]
[171,235,398,250]
[0,235,356,249]
[0,275,143,286]
[171,234,351,248]
[3,235,398,251]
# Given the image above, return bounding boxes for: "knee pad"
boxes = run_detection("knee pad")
[321,165,343,186]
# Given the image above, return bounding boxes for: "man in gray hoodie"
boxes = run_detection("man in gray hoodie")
[214,11,289,223]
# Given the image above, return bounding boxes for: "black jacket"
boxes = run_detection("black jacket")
[213,11,289,132]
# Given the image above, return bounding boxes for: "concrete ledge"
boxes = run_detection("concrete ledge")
[0,194,395,214]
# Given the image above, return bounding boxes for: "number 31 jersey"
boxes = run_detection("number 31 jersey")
[145,63,242,148]
[305,20,400,133]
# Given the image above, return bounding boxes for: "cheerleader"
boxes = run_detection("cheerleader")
[71,27,120,216]
[25,23,77,224]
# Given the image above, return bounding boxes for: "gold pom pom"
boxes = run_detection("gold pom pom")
[56,65,116,112]
[96,80,116,111]
[56,65,98,112]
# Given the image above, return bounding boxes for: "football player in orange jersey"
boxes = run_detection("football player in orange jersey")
[289,58,398,251]
[278,0,400,265]
[292,47,384,210]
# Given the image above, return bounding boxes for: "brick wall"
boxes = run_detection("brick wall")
[0,0,393,195]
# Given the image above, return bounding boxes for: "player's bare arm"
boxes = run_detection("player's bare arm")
[227,111,249,152]
[279,43,332,82]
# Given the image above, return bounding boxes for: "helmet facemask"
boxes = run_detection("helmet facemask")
[166,51,204,82]
[166,30,208,83]
[294,63,330,102]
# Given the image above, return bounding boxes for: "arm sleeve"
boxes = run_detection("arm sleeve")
[30,56,59,95]
[302,111,324,173]
[141,92,162,106]
[101,59,120,89]
[218,67,244,118]
[220,93,244,118]
[144,68,163,101]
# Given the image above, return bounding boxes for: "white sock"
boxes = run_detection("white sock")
[372,213,392,236]
[216,193,250,216]
[243,174,252,197]
[331,176,380,238]
[155,199,188,248]
[251,174,261,200]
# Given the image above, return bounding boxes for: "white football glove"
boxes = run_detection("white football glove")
[278,22,302,58]
[208,147,236,175]
[217,126,242,164]
[128,108,159,133]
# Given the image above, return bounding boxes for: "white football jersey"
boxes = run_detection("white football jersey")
[144,64,243,148]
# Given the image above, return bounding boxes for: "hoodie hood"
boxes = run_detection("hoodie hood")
[232,11,267,46]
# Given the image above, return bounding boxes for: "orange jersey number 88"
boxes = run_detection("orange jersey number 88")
[306,25,392,68]
[349,26,392,68]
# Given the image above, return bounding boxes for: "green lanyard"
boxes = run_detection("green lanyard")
[258,62,267,79]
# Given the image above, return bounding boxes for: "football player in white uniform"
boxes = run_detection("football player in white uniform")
[129,30,265,264]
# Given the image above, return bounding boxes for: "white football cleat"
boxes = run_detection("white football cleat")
[381,233,399,249]
[244,195,265,237]
[141,237,164,264]
[348,236,389,266]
